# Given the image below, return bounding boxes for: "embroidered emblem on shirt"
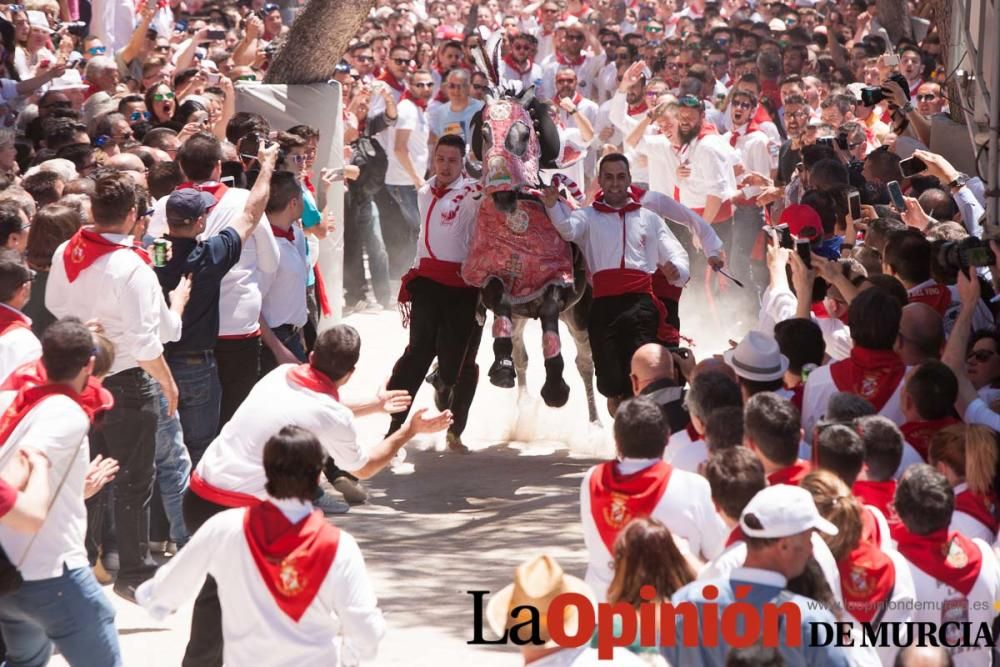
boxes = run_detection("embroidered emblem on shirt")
[944,538,969,569]
[602,491,631,529]
[278,556,306,596]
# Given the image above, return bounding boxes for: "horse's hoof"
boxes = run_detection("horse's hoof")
[541,378,570,408]
[489,358,516,388]
[447,432,470,454]
[434,384,454,411]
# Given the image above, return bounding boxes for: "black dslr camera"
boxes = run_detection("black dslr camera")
[938,237,996,271]
[860,72,909,107]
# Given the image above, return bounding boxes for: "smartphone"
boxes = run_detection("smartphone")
[883,53,900,67]
[887,180,906,211]
[796,238,812,268]
[220,175,235,186]
[848,189,861,221]
[206,72,221,85]
[899,155,927,178]
[777,223,794,250]
[206,29,226,40]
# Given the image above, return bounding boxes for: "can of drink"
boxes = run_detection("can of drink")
[152,239,170,267]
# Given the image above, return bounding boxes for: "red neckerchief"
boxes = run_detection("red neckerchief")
[838,535,895,623]
[402,90,428,111]
[893,526,982,596]
[627,100,649,116]
[287,364,340,401]
[303,174,315,195]
[63,229,151,283]
[752,104,772,125]
[591,191,642,215]
[556,52,586,67]
[955,489,1000,535]
[502,54,532,76]
[900,418,961,461]
[908,283,952,316]
[783,381,805,412]
[176,181,229,206]
[377,69,406,93]
[270,224,295,242]
[589,460,672,551]
[729,116,763,147]
[767,459,812,486]
[0,359,114,424]
[0,384,79,446]
[725,525,744,548]
[829,348,905,413]
[243,501,340,622]
[0,306,30,337]
[685,421,700,443]
[852,479,898,525]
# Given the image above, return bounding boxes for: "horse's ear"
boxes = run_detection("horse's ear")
[470,108,484,163]
[518,85,536,109]
[527,100,561,169]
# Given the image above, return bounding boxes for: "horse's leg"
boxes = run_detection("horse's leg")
[564,289,598,423]
[539,285,570,408]
[511,316,530,393]
[482,277,516,388]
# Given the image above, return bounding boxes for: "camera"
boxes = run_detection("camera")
[860,73,910,107]
[938,237,996,271]
[59,21,88,37]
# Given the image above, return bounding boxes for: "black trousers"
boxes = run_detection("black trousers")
[450,321,483,437]
[588,293,660,399]
[214,336,261,428]
[87,368,160,584]
[387,278,480,433]
[180,489,229,667]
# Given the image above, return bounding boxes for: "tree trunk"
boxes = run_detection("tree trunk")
[876,0,913,44]
[264,0,377,85]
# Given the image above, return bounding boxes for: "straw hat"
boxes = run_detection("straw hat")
[723,331,789,383]
[486,555,595,649]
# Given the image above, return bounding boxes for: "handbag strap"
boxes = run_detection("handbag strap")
[14,441,82,569]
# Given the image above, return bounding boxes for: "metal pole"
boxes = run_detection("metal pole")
[989,0,1000,230]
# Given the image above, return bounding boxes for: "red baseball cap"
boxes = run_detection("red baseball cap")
[779,204,822,242]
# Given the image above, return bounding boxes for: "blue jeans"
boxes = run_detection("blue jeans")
[344,195,391,305]
[385,184,420,279]
[0,565,121,667]
[167,351,221,467]
[260,325,308,377]
[154,390,190,546]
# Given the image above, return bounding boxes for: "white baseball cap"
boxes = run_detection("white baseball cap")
[740,485,838,539]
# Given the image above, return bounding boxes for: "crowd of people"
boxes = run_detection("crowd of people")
[0,0,993,664]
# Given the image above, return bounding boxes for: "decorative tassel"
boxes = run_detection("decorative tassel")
[398,301,412,329]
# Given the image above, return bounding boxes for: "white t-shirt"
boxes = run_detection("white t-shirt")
[385,99,430,187]
[196,365,367,498]
[0,306,41,385]
[260,223,309,328]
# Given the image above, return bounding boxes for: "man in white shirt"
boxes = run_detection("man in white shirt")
[150,131,280,427]
[542,153,688,412]
[499,33,543,92]
[539,23,602,102]
[259,172,310,375]
[138,426,385,667]
[893,465,1000,667]
[388,135,482,453]
[580,397,727,600]
[664,370,741,472]
[46,170,178,601]
[0,251,40,385]
[182,324,450,665]
[0,318,122,666]
[385,69,433,277]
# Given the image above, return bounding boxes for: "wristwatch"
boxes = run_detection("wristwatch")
[949,173,970,190]
[901,100,915,114]
[565,105,578,115]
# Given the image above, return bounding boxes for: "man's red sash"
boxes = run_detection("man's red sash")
[829,348,905,412]
[766,459,812,486]
[838,537,895,623]
[901,418,961,461]
[243,501,340,622]
[63,229,152,283]
[589,461,672,551]
[955,490,1000,535]
[894,527,982,596]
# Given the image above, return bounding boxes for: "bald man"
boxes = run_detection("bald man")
[894,646,953,667]
[629,343,688,433]
[895,302,943,366]
[105,152,148,188]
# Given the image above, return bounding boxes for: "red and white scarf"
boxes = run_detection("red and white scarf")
[287,364,340,400]
[900,417,961,461]
[63,229,151,283]
[955,489,1000,535]
[894,526,982,596]
[766,459,812,487]
[838,536,895,623]
[0,305,30,337]
[401,90,428,111]
[852,479,898,526]
[829,348,905,413]
[589,461,672,551]
[243,501,340,621]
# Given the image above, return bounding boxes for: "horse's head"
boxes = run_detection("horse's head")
[471,87,561,213]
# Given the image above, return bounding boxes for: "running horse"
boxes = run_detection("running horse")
[445,36,592,410]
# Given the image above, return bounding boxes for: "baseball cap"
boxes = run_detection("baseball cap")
[740,485,838,539]
[779,203,822,242]
[166,188,216,224]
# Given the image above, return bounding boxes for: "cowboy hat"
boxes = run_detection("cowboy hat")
[485,555,595,649]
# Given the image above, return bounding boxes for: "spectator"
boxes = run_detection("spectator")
[744,391,811,485]
[927,424,1000,544]
[664,370,741,472]
[22,204,80,336]
[0,250,40,384]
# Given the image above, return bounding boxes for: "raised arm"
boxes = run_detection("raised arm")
[231,142,280,243]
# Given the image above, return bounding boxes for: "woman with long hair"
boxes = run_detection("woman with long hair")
[22,203,79,336]
[928,423,1000,544]
[595,517,696,663]
[801,470,914,666]
[145,82,177,127]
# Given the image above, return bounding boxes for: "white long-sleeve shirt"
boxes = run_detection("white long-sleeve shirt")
[640,190,725,258]
[607,92,651,184]
[545,200,689,285]
[414,176,479,265]
[46,232,165,374]
[136,497,385,667]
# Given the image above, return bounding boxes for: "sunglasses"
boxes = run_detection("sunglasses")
[391,57,410,65]
[355,55,373,62]
[555,78,576,84]
[411,82,434,88]
[87,46,106,56]
[262,3,280,12]
[565,33,585,41]
[472,83,487,91]
[968,350,996,362]
[916,94,938,102]
[153,92,176,101]
[677,95,702,108]
[732,100,753,109]
[130,111,151,122]
[646,25,663,33]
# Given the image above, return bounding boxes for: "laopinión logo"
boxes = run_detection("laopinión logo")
[468,586,998,659]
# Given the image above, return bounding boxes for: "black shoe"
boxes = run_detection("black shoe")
[113,580,140,604]
[488,358,516,388]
